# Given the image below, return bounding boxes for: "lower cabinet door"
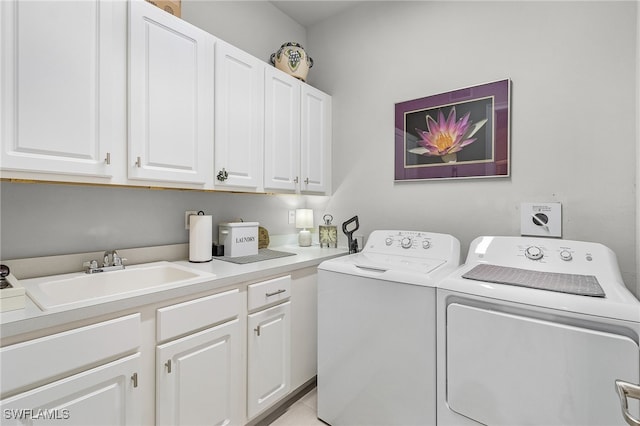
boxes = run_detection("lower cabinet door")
[0,353,141,425]
[156,319,242,426]
[247,301,291,419]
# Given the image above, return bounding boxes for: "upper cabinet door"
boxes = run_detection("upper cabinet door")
[214,41,264,191]
[128,0,214,185]
[0,0,119,178]
[264,67,301,192]
[300,85,331,194]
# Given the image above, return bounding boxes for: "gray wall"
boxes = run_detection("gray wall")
[307,1,639,294]
[181,0,307,64]
[0,182,321,259]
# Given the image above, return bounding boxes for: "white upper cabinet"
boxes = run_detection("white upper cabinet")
[263,67,332,195]
[264,67,301,192]
[301,84,332,194]
[214,40,264,191]
[1,0,330,193]
[0,0,121,178]
[128,0,214,186]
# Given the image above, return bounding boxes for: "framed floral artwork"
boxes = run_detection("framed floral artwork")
[394,79,511,181]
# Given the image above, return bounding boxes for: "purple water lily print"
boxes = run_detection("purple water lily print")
[395,79,510,181]
[409,106,487,163]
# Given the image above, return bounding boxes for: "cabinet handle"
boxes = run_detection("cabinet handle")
[131,373,138,388]
[266,289,286,297]
[294,176,299,184]
[254,326,261,337]
[304,177,310,184]
[135,156,142,168]
[104,152,111,165]
[217,168,229,182]
[165,360,172,373]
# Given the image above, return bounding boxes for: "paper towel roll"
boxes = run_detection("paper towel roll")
[189,214,212,262]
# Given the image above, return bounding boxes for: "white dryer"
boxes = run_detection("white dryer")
[436,236,640,426]
[317,230,461,426]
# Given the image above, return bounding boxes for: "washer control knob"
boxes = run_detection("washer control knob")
[525,246,543,260]
[422,240,431,249]
[401,237,412,249]
[385,238,393,246]
[559,250,572,261]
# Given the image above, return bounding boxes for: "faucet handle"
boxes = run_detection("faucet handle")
[112,252,126,267]
[83,260,98,270]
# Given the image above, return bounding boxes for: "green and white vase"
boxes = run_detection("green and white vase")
[270,42,314,82]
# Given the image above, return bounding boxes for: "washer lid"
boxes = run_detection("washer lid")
[318,252,452,287]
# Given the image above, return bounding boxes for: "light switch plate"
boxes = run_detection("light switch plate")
[520,202,562,237]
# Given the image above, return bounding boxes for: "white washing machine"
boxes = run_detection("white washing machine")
[436,236,640,426]
[317,230,461,426]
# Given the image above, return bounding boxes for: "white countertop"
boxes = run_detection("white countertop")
[0,245,347,340]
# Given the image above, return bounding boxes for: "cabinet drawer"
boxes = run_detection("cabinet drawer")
[248,276,291,311]
[0,314,140,397]
[157,289,239,342]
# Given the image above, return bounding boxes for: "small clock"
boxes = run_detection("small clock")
[319,214,338,248]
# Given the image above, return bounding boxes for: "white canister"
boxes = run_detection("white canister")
[218,222,259,257]
[189,213,213,263]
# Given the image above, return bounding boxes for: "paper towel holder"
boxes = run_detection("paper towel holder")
[189,211,213,263]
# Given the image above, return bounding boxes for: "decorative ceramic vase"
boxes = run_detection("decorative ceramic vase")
[270,42,314,82]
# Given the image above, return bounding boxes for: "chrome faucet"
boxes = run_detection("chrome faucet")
[84,250,126,274]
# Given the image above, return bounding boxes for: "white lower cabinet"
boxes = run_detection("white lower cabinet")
[0,314,142,425]
[0,269,321,425]
[156,319,242,426]
[247,298,291,419]
[0,353,141,425]
[155,288,243,426]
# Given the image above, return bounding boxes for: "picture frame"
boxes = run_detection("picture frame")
[394,79,511,181]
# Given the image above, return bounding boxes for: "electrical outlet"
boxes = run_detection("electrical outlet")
[520,202,562,237]
[288,210,296,224]
[185,210,198,230]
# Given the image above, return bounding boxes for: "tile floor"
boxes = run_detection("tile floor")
[269,387,325,426]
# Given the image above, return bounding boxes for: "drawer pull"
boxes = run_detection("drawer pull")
[266,289,286,297]
[131,372,138,388]
[165,360,172,373]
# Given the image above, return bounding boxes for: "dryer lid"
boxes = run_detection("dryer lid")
[462,264,606,297]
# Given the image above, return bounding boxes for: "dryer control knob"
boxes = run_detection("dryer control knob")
[559,250,573,261]
[422,240,431,249]
[385,238,393,246]
[525,246,543,260]
[401,237,412,249]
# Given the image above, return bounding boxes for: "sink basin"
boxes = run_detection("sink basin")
[22,261,215,311]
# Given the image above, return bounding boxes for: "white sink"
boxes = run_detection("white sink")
[22,261,215,311]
